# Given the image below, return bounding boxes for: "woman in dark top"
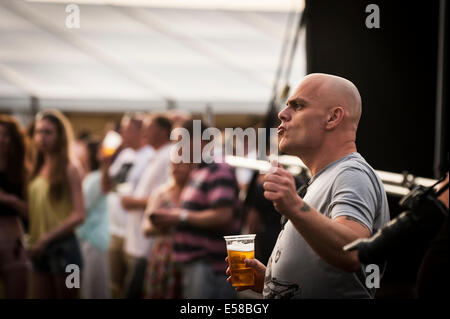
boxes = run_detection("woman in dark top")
[0,114,29,298]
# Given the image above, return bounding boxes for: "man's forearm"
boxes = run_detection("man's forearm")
[101,167,112,193]
[289,201,362,272]
[122,197,148,211]
[185,207,234,230]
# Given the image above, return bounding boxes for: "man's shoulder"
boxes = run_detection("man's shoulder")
[320,153,384,195]
[332,153,378,178]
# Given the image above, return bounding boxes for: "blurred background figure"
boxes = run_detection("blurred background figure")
[28,110,85,299]
[101,113,147,298]
[151,121,242,299]
[0,114,30,298]
[76,137,111,299]
[72,131,93,181]
[143,160,196,299]
[121,115,173,299]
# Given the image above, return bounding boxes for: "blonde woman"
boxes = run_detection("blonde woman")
[28,110,85,299]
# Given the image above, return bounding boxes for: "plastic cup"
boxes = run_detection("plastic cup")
[224,234,256,287]
[102,130,122,156]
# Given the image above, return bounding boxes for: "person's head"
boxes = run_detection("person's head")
[120,113,143,149]
[180,120,211,163]
[170,161,195,187]
[34,109,74,156]
[277,73,362,158]
[0,114,27,183]
[142,115,172,149]
[32,109,74,201]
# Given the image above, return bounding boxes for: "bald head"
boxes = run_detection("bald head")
[298,73,362,131]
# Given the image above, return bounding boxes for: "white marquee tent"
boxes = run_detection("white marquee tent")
[0,0,306,115]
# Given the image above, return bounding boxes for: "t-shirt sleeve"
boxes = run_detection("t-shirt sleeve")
[206,164,239,208]
[328,166,379,233]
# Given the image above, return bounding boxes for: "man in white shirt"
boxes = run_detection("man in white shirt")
[120,115,173,298]
[102,113,154,298]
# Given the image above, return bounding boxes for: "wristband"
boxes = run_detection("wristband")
[179,209,189,223]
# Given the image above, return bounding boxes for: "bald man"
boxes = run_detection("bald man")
[227,74,390,298]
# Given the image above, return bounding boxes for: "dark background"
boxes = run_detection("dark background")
[304,0,447,179]
[304,0,448,297]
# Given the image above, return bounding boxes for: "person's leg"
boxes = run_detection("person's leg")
[97,247,112,299]
[83,241,111,299]
[214,272,237,299]
[2,263,29,299]
[125,256,147,299]
[33,272,56,299]
[80,241,94,299]
[108,235,127,298]
[182,260,216,299]
[124,254,137,298]
[54,275,79,299]
[0,239,30,298]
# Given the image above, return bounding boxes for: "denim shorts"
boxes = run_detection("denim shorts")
[32,234,83,275]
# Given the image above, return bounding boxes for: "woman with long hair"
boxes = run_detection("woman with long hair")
[28,110,85,299]
[0,114,30,298]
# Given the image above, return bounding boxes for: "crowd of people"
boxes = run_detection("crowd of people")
[0,110,280,299]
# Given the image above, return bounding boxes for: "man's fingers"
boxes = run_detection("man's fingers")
[264,173,283,184]
[245,258,266,273]
[264,191,279,201]
[263,182,279,192]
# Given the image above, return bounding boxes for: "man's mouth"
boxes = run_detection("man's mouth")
[277,126,286,136]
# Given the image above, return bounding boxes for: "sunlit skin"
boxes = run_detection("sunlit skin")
[120,117,141,150]
[277,73,362,173]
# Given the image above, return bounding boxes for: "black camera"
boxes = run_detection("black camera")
[343,181,448,265]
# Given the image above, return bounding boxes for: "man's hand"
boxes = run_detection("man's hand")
[0,188,15,205]
[151,208,181,228]
[263,166,306,218]
[225,256,266,294]
[28,236,50,259]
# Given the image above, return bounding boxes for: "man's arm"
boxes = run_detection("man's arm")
[263,167,371,272]
[121,196,148,211]
[184,206,234,229]
[286,201,370,272]
[150,206,234,230]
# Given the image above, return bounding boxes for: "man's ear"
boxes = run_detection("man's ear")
[325,107,345,130]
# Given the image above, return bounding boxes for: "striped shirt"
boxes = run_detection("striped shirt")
[173,161,241,273]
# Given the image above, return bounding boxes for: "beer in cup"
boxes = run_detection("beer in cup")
[102,130,122,156]
[224,234,256,287]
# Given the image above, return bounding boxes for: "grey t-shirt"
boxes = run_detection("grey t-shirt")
[263,152,390,299]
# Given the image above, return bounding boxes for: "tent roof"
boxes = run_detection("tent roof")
[0,0,305,114]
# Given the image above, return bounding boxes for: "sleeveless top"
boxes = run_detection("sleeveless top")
[28,176,73,244]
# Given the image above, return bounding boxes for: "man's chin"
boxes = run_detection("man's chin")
[278,140,292,155]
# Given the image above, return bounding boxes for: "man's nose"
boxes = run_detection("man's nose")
[278,106,290,123]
